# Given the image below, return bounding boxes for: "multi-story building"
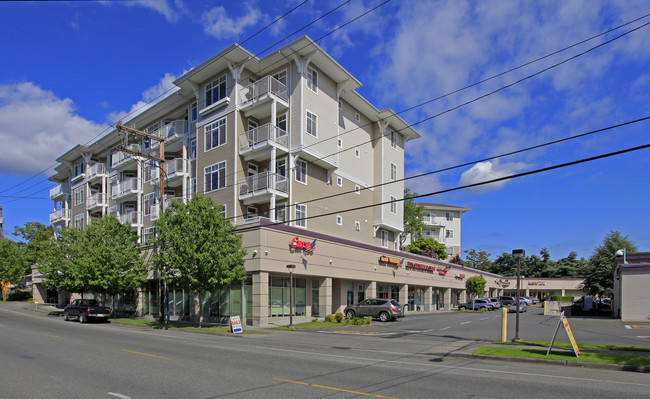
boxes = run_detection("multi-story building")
[45,36,507,326]
[405,203,470,259]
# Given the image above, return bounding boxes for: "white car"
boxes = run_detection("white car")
[519,297,532,305]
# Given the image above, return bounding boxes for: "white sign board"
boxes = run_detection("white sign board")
[230,316,243,333]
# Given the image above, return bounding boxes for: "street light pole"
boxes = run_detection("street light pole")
[286,264,296,329]
[512,249,525,342]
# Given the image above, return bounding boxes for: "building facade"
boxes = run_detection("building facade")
[418,203,470,259]
[613,251,650,321]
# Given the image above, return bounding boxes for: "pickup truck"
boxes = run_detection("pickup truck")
[63,299,111,323]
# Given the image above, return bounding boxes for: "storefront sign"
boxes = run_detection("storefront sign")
[379,256,401,265]
[528,281,546,286]
[290,237,317,254]
[496,278,510,287]
[437,266,449,275]
[455,273,465,279]
[406,261,435,272]
[230,316,243,334]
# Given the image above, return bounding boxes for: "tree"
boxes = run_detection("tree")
[13,222,54,274]
[400,189,425,248]
[465,276,486,299]
[0,238,26,293]
[40,227,88,295]
[404,236,447,260]
[553,251,589,278]
[583,231,637,298]
[464,249,492,271]
[449,254,464,266]
[154,195,247,327]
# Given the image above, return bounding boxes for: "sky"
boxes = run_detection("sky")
[0,0,648,261]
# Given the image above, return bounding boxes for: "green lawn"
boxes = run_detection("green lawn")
[492,340,650,352]
[110,318,265,334]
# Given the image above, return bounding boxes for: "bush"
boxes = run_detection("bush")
[324,314,336,323]
[334,312,344,322]
[550,295,574,302]
[7,290,32,301]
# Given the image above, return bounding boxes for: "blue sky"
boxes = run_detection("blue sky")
[1,0,648,260]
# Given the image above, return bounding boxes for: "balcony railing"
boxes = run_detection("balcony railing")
[119,212,142,226]
[50,183,69,200]
[49,208,71,224]
[111,178,142,200]
[86,193,107,210]
[239,76,288,105]
[151,120,188,147]
[111,144,141,168]
[239,124,288,151]
[239,172,288,196]
[86,163,107,181]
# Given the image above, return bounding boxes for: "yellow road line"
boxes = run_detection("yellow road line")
[120,349,170,360]
[275,378,399,399]
[0,324,6,327]
[42,333,64,339]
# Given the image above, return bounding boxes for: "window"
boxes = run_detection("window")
[295,203,307,227]
[390,131,397,149]
[204,161,226,192]
[446,229,454,239]
[355,185,360,194]
[306,66,317,93]
[276,113,287,132]
[355,149,360,158]
[306,110,317,137]
[144,123,159,149]
[336,176,342,187]
[190,102,198,122]
[446,212,454,221]
[74,214,84,230]
[205,75,227,107]
[276,158,286,177]
[390,196,397,214]
[295,159,307,184]
[390,163,397,181]
[191,177,197,195]
[144,193,155,216]
[205,117,226,151]
[189,138,197,160]
[355,221,361,231]
[72,159,85,179]
[273,70,287,86]
[248,119,258,131]
[336,215,342,225]
[219,204,226,218]
[446,247,454,257]
[73,187,84,206]
[276,204,286,223]
[381,230,388,248]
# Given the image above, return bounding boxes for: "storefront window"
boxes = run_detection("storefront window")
[391,285,399,301]
[377,284,388,299]
[269,275,306,317]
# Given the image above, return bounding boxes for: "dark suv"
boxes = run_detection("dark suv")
[498,296,517,306]
[344,298,403,321]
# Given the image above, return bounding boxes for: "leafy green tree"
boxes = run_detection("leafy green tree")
[553,251,589,278]
[400,189,425,248]
[583,231,637,298]
[465,276,486,299]
[449,254,464,266]
[154,195,247,327]
[464,249,492,271]
[0,238,26,293]
[404,236,447,260]
[13,222,54,274]
[40,227,88,295]
[490,252,520,277]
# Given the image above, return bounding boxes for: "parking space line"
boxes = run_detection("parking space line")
[460,321,471,325]
[275,378,399,399]
[480,317,489,320]
[440,326,450,330]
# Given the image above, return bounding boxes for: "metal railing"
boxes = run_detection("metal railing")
[239,124,288,150]
[111,144,141,168]
[239,172,288,196]
[111,178,142,199]
[151,120,188,146]
[119,212,142,226]
[50,183,69,199]
[86,193,107,209]
[86,163,107,180]
[49,208,70,223]
[238,75,288,104]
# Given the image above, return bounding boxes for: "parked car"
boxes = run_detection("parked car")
[506,303,527,313]
[459,298,493,311]
[487,298,502,309]
[527,296,539,304]
[344,298,402,322]
[498,296,517,306]
[63,299,111,323]
[519,297,532,305]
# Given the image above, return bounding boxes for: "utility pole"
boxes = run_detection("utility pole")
[116,123,168,324]
[512,249,525,342]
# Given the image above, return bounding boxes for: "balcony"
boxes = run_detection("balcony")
[119,211,142,227]
[86,193,107,211]
[149,196,183,221]
[239,124,288,162]
[153,158,187,188]
[238,76,289,119]
[49,208,70,225]
[151,120,188,152]
[238,171,288,205]
[86,163,108,183]
[50,183,69,200]
[111,178,142,200]
[111,144,141,169]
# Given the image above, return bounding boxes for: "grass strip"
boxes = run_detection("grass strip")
[474,347,650,366]
[110,318,265,334]
[491,340,650,352]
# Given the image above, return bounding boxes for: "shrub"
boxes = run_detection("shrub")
[334,312,344,322]
[550,295,574,302]
[324,314,336,323]
[7,290,32,301]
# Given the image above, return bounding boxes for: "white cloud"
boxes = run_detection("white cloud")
[201,4,262,39]
[107,72,178,124]
[459,161,528,193]
[125,0,185,23]
[0,82,108,176]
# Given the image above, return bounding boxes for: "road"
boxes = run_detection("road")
[1,303,649,399]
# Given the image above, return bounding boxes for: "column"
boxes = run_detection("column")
[424,286,433,312]
[443,288,451,311]
[399,284,408,312]
[366,281,376,299]
[320,277,332,318]
[252,272,269,327]
[460,290,467,304]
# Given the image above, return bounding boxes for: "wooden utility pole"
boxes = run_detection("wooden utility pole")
[116,123,168,323]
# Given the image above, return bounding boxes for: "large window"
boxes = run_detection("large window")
[446,229,454,239]
[74,214,84,230]
[295,203,307,227]
[189,138,197,160]
[295,159,307,184]
[306,110,317,137]
[190,101,198,122]
[390,131,397,149]
[446,212,454,221]
[205,117,226,151]
[306,66,318,93]
[204,161,226,192]
[73,186,84,206]
[276,113,287,132]
[205,75,227,107]
[269,276,306,317]
[72,159,85,179]
[390,163,397,181]
[390,196,397,214]
[381,230,388,248]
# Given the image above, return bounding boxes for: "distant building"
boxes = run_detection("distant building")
[613,251,650,321]
[407,203,470,260]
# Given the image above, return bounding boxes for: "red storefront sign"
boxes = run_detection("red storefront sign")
[290,237,317,253]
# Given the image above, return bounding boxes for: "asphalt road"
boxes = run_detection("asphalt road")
[1,303,649,399]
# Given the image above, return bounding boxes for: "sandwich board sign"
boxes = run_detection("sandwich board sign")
[230,316,243,334]
[547,311,580,357]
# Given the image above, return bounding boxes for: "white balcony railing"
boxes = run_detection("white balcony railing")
[239,75,288,105]
[239,172,288,196]
[119,212,142,226]
[86,193,107,210]
[111,178,142,199]
[50,183,69,199]
[151,120,188,147]
[49,208,71,223]
[86,163,107,180]
[150,196,183,221]
[111,144,141,168]
[239,124,288,151]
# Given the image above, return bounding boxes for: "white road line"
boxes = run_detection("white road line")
[107,393,132,399]
[480,317,489,321]
[440,327,450,330]
[625,325,632,329]
[460,321,472,325]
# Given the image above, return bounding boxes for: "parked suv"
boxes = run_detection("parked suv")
[344,298,403,322]
[459,298,494,311]
[498,296,517,306]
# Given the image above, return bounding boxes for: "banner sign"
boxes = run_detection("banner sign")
[547,311,580,357]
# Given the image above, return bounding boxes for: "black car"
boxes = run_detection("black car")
[344,298,403,322]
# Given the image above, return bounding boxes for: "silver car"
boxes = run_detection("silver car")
[344,298,403,321]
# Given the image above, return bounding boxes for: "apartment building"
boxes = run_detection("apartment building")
[45,36,510,326]
[405,203,470,259]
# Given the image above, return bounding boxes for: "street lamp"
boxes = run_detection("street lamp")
[286,264,296,329]
[512,249,525,342]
